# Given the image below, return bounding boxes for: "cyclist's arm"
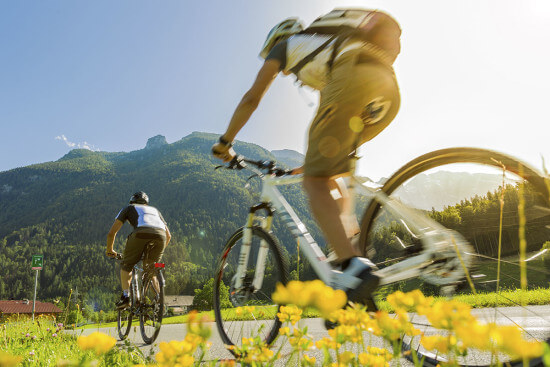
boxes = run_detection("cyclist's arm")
[106,219,123,257]
[214,59,280,156]
[165,225,171,245]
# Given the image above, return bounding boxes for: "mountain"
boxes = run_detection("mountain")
[0,133,538,310]
[271,149,304,169]
[394,171,509,210]
[0,132,321,309]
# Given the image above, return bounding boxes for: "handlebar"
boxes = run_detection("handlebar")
[109,253,123,261]
[217,155,293,177]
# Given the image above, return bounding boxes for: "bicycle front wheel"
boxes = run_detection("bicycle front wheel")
[214,226,289,351]
[359,147,550,366]
[139,274,164,344]
[117,287,133,340]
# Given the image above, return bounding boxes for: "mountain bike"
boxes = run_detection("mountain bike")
[213,147,550,366]
[115,244,166,344]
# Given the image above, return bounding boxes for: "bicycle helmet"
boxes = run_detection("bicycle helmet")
[259,17,304,59]
[129,191,149,205]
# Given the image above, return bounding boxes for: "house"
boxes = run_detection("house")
[0,299,62,320]
[164,295,194,315]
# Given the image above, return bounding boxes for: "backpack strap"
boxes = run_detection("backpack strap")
[289,27,359,76]
[327,29,355,70]
[289,34,339,75]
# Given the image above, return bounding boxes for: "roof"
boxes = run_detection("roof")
[0,300,63,314]
[164,295,194,307]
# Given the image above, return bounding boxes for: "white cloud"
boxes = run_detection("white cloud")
[55,135,99,151]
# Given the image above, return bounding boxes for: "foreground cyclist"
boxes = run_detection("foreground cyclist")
[212,9,401,306]
[106,191,171,309]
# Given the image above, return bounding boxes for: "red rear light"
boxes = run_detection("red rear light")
[154,263,165,268]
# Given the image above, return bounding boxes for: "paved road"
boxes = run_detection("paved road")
[74,305,550,365]
[74,318,397,365]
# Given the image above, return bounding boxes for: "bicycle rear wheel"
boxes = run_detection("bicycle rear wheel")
[359,147,550,366]
[214,226,289,352]
[140,274,164,344]
[117,288,133,340]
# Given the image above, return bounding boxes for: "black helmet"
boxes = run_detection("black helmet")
[129,191,149,205]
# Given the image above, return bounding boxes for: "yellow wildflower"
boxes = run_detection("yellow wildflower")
[186,310,212,341]
[315,336,341,350]
[0,351,22,367]
[328,324,363,344]
[156,339,197,365]
[219,359,236,367]
[491,325,544,359]
[288,328,314,351]
[302,354,316,366]
[421,335,456,354]
[175,354,194,367]
[421,299,475,330]
[455,321,493,351]
[77,332,116,355]
[277,304,303,325]
[387,290,415,309]
[272,280,347,316]
[358,352,390,367]
[366,346,393,360]
[340,351,356,364]
[374,310,419,341]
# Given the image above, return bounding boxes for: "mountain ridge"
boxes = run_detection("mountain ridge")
[0,132,519,309]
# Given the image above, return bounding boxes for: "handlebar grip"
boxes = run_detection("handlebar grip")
[274,168,291,177]
[229,155,247,170]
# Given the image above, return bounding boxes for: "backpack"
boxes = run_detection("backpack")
[289,8,401,75]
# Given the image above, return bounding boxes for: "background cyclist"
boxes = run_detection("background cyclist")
[106,191,171,309]
[212,8,401,304]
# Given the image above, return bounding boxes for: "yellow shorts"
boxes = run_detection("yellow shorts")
[304,49,400,177]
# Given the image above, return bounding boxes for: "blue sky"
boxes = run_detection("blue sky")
[1,1,549,180]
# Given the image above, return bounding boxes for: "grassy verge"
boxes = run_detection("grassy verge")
[0,318,151,366]
[77,287,550,329]
[376,287,550,312]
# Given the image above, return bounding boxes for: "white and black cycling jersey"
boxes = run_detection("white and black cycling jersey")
[116,204,167,230]
[266,34,366,90]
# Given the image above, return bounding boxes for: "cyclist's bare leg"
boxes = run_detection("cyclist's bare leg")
[303,175,359,262]
[334,177,360,239]
[120,269,132,290]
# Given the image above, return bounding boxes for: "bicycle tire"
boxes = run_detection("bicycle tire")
[139,273,164,344]
[358,147,550,366]
[213,226,289,352]
[117,287,133,340]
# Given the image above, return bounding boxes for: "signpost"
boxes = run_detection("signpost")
[31,255,43,321]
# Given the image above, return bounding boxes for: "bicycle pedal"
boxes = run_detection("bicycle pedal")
[324,319,338,330]
[346,272,380,311]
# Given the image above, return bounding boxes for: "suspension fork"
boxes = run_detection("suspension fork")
[234,203,274,292]
[132,269,141,304]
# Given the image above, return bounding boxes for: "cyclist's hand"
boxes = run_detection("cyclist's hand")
[211,142,236,162]
[289,166,303,175]
[106,249,119,258]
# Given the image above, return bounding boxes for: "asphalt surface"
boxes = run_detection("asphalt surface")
[72,305,550,366]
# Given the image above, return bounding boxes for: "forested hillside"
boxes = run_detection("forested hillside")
[0,132,318,310]
[2,133,549,312]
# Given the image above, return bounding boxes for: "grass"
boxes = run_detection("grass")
[76,287,549,330]
[0,317,151,366]
[96,288,550,328]
[376,287,550,312]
